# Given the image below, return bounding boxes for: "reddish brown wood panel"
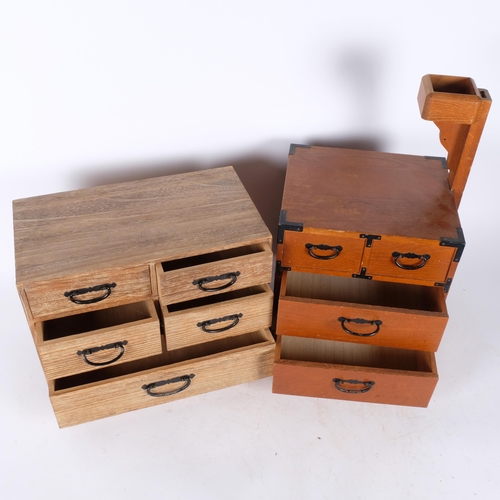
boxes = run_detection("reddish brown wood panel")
[282,146,461,241]
[277,296,448,351]
[282,230,365,274]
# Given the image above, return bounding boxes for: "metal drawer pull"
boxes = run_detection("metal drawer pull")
[305,243,343,260]
[333,378,375,394]
[142,374,195,397]
[197,313,243,333]
[77,340,128,366]
[338,317,382,337]
[64,282,117,304]
[392,252,430,270]
[193,272,241,292]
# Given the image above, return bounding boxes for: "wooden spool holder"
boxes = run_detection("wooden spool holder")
[418,74,492,208]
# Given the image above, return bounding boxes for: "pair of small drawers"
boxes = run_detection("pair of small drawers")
[281,229,458,286]
[29,242,274,426]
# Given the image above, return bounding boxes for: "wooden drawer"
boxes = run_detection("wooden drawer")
[49,329,275,427]
[162,284,273,350]
[277,271,448,351]
[281,230,365,275]
[25,265,153,321]
[365,236,456,285]
[273,336,438,407]
[35,300,162,380]
[156,242,272,305]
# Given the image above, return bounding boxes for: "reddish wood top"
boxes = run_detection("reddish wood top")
[282,146,462,241]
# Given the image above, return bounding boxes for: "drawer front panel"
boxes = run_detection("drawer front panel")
[277,298,448,351]
[278,271,448,351]
[49,330,275,427]
[273,361,438,407]
[163,286,273,350]
[365,237,456,284]
[36,301,161,379]
[157,243,272,305]
[25,265,153,321]
[282,231,365,275]
[273,336,438,407]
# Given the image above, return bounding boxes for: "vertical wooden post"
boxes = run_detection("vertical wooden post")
[418,74,492,208]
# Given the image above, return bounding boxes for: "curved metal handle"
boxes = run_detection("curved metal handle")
[333,378,375,394]
[77,340,128,366]
[305,243,343,260]
[193,272,241,292]
[338,317,382,337]
[197,313,243,333]
[142,374,195,397]
[64,283,117,304]
[392,252,430,270]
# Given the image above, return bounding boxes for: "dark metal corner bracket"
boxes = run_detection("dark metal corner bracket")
[278,210,303,244]
[289,144,311,155]
[440,228,466,262]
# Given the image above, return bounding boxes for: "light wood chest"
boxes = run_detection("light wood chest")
[14,166,275,427]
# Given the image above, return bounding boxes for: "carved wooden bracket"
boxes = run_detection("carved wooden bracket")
[418,74,492,208]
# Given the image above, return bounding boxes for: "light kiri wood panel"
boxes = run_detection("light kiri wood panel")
[163,285,273,350]
[35,301,161,380]
[25,264,153,321]
[157,242,272,305]
[13,166,271,286]
[49,329,275,427]
[273,336,438,407]
[278,271,448,351]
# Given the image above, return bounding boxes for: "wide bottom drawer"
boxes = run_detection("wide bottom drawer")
[273,336,438,407]
[49,329,275,427]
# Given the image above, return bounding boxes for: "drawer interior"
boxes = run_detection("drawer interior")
[285,271,445,312]
[280,336,435,373]
[41,301,155,341]
[165,284,269,313]
[53,329,272,391]
[160,242,269,272]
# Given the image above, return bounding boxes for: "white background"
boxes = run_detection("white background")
[1,1,499,498]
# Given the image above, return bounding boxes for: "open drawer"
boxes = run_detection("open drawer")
[277,271,448,351]
[35,300,162,380]
[273,335,438,407]
[49,329,275,427]
[156,242,272,305]
[162,284,273,350]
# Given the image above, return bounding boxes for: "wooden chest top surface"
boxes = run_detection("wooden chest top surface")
[13,166,271,284]
[282,146,462,241]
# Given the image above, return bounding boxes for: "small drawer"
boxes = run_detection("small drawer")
[365,237,456,285]
[281,230,365,275]
[35,300,161,380]
[49,329,275,427]
[156,242,272,305]
[25,265,153,321]
[273,336,438,408]
[277,271,448,351]
[162,284,273,350]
